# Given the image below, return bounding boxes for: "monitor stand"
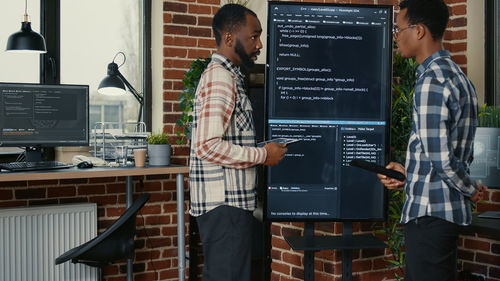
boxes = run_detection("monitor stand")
[284,222,387,281]
[24,146,43,162]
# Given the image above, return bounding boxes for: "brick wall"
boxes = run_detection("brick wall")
[162,0,219,167]
[162,0,471,153]
[1,178,498,281]
[0,1,497,281]
[459,190,500,281]
[0,174,185,281]
[162,0,500,280]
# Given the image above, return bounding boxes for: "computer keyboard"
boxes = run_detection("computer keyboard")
[0,161,74,172]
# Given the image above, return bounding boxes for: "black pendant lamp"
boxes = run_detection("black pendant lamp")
[6,0,47,53]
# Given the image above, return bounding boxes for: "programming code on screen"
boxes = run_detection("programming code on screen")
[0,83,89,146]
[265,3,392,221]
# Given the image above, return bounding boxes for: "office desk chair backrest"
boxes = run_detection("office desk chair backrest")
[55,193,150,270]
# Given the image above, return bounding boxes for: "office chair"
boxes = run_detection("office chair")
[55,193,151,281]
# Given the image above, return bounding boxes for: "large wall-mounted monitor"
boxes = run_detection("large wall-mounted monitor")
[0,83,89,153]
[265,2,393,221]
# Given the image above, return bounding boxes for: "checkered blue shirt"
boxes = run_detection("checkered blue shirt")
[401,50,478,226]
[189,54,267,216]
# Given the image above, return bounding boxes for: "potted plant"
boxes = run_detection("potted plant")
[146,132,171,166]
[176,57,211,144]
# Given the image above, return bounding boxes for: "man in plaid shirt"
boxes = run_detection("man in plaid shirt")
[189,4,287,281]
[378,0,487,280]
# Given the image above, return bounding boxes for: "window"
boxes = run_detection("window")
[60,0,144,130]
[90,104,125,130]
[0,0,151,130]
[0,0,41,82]
[486,0,500,105]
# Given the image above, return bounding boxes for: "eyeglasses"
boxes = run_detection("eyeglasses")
[392,24,417,38]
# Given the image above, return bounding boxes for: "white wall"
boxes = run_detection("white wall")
[151,0,163,133]
[247,2,267,65]
[467,0,485,106]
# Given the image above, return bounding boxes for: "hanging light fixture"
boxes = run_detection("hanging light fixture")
[6,0,47,53]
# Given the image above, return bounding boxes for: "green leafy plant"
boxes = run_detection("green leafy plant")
[146,132,170,145]
[478,105,500,127]
[391,52,418,163]
[176,57,211,144]
[373,49,418,281]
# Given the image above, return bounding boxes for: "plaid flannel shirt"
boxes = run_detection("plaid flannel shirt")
[401,50,478,226]
[189,54,267,217]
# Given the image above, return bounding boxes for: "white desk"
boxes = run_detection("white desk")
[0,165,189,281]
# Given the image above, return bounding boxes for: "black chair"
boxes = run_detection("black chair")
[55,193,151,281]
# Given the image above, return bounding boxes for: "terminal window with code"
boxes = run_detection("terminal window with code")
[0,83,89,147]
[265,2,393,221]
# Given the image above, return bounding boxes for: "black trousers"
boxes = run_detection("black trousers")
[196,205,253,281]
[405,216,459,281]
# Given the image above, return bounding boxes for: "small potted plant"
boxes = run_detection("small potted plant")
[146,132,171,166]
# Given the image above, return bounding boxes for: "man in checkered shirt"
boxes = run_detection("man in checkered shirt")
[378,0,487,280]
[189,4,287,281]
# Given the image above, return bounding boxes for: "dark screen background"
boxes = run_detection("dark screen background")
[265,3,391,221]
[271,25,384,120]
[0,83,89,146]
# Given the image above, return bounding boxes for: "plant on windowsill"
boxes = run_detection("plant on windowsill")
[372,47,418,281]
[146,132,171,166]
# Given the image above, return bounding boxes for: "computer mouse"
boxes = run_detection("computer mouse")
[77,161,93,169]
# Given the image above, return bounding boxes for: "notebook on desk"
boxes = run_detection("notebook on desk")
[478,211,500,219]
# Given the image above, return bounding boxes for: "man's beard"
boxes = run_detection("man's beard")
[235,39,258,69]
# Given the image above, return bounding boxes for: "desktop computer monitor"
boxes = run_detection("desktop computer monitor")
[0,83,89,161]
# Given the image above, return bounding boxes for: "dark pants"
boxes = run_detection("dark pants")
[196,205,253,281]
[405,216,459,281]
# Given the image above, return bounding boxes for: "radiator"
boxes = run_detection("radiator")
[0,203,98,281]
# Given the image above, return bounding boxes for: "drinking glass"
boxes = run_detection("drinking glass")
[114,145,128,166]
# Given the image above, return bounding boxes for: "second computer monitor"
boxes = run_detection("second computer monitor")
[0,83,89,151]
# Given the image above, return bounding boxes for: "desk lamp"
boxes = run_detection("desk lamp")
[98,52,144,123]
[6,0,47,53]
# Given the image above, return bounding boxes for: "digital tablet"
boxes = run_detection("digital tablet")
[350,159,406,181]
[257,138,300,147]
